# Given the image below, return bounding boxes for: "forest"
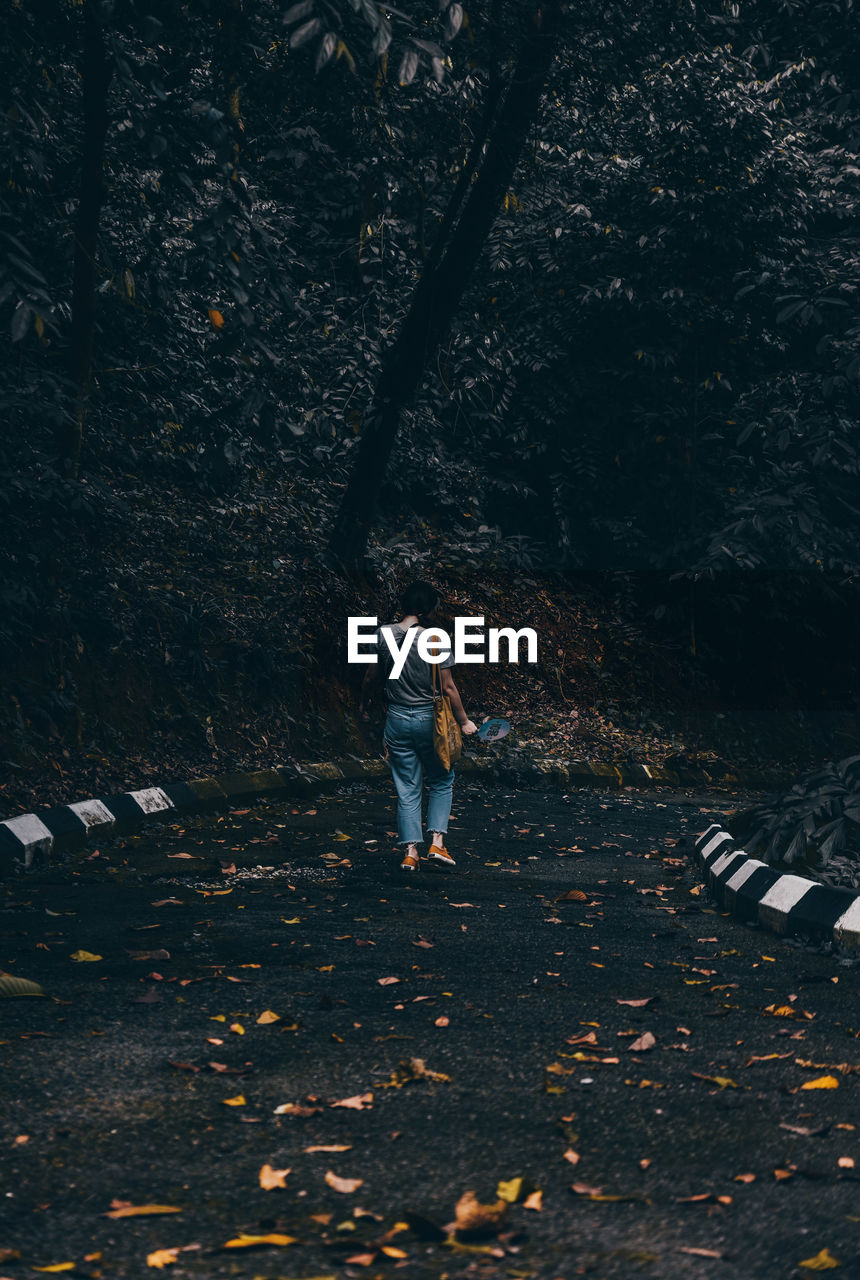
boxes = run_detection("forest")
[2,0,859,860]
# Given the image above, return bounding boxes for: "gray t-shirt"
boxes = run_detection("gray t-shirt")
[376,623,455,706]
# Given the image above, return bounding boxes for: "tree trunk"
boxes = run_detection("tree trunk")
[329,1,560,573]
[62,0,112,478]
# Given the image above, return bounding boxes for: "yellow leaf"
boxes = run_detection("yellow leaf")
[799,1248,841,1270]
[70,950,102,962]
[32,1266,76,1274]
[801,1075,839,1091]
[259,1163,291,1189]
[496,1177,524,1203]
[222,1233,296,1249]
[147,1248,180,1268]
[281,917,301,924]
[257,1010,280,1025]
[381,1246,409,1258]
[34,313,45,339]
[229,1022,244,1035]
[222,1094,246,1106]
[208,308,224,329]
[523,1189,543,1211]
[104,1203,183,1219]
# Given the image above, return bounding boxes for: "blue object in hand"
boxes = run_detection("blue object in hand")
[477,717,511,743]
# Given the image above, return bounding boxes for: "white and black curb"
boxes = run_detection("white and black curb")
[694,824,860,949]
[0,751,778,877]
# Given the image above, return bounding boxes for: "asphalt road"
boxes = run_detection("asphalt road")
[1,781,859,1279]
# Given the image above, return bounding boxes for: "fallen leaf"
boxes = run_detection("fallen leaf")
[554,889,587,903]
[435,1016,450,1027]
[378,977,400,986]
[798,1248,841,1270]
[629,1032,656,1053]
[70,950,102,963]
[381,1058,450,1088]
[678,1247,723,1258]
[105,1203,183,1219]
[222,1095,246,1106]
[838,1157,855,1169]
[616,997,653,1007]
[229,1023,244,1035]
[273,1102,323,1116]
[32,1267,76,1274]
[325,1170,364,1194]
[496,1178,525,1204]
[691,1072,738,1089]
[523,1190,543,1211]
[330,1093,373,1110]
[256,1010,280,1025]
[259,1164,291,1189]
[208,308,224,328]
[147,1248,180,1268]
[734,1173,756,1183]
[454,1190,508,1235]
[345,1253,378,1266]
[801,1075,839,1091]
[221,1233,296,1249]
[304,1144,352,1153]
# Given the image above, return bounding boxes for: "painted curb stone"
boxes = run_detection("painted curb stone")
[693,824,860,948]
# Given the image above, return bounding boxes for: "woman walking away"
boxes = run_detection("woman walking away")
[368,581,477,872]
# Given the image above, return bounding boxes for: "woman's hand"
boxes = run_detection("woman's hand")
[460,719,478,735]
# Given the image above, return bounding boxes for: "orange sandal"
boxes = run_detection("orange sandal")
[401,848,419,872]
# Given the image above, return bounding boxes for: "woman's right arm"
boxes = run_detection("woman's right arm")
[441,668,477,734]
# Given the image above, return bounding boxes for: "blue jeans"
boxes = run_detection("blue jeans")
[384,704,455,845]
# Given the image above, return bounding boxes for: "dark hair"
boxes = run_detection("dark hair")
[401,580,440,624]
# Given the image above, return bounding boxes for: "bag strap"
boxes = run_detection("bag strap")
[431,655,439,699]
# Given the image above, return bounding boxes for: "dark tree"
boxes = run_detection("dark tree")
[329,0,561,573]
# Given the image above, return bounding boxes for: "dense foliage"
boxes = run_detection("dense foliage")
[1,0,858,767]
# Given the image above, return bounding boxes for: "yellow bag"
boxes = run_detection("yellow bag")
[431,660,462,771]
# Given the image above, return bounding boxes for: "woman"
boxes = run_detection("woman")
[364,581,477,872]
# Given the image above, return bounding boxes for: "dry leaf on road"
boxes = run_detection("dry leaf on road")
[629,1032,656,1052]
[259,1164,291,1189]
[105,1202,182,1219]
[325,1170,364,1194]
[221,1233,296,1249]
[146,1248,180,1268]
[454,1190,508,1235]
[330,1093,373,1110]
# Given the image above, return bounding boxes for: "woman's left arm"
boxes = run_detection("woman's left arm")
[441,668,477,734]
